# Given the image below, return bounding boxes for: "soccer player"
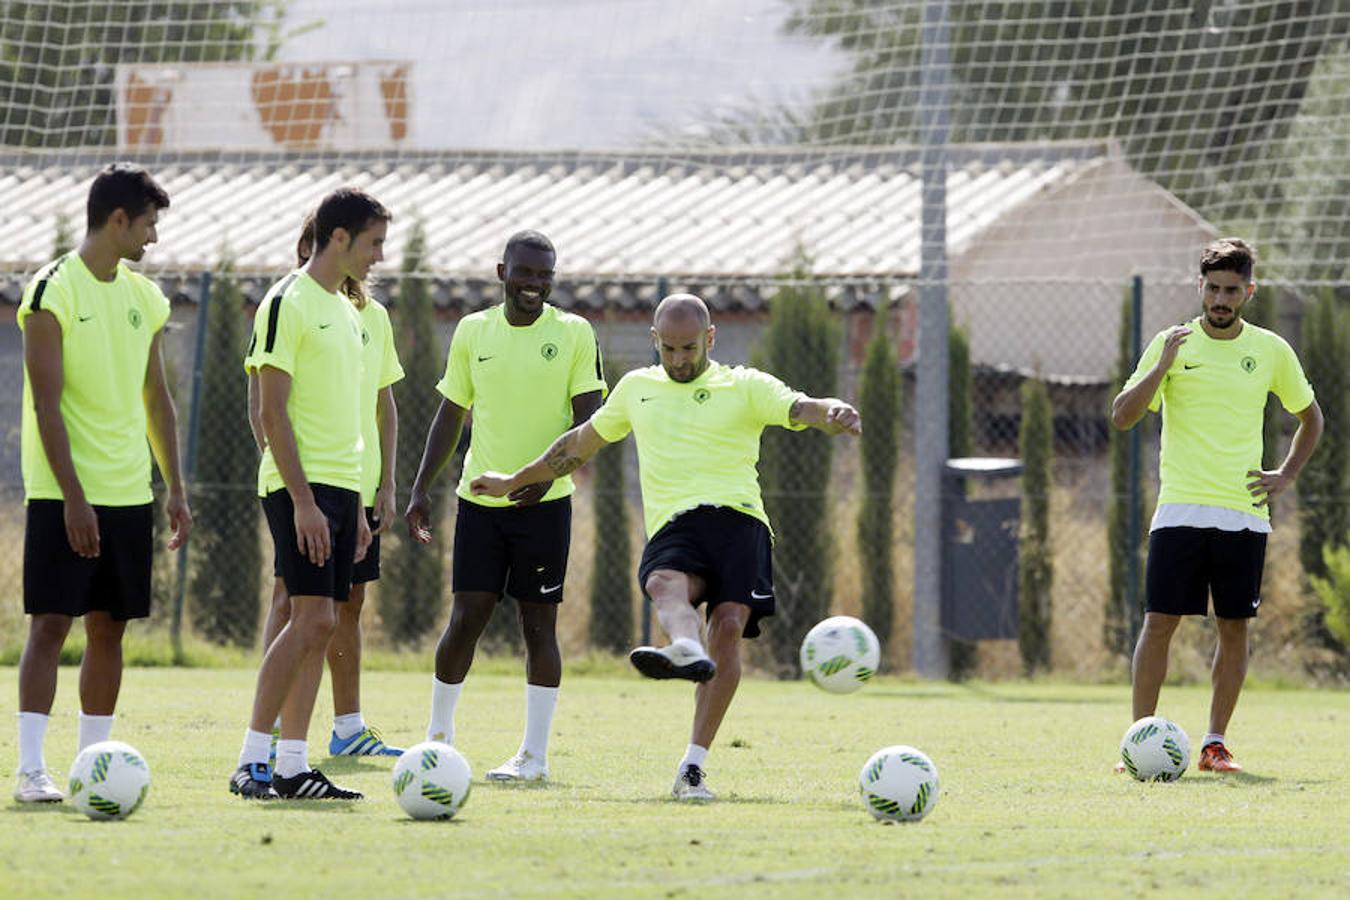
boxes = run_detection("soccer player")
[247,212,405,759]
[14,163,191,803]
[471,293,861,800]
[404,231,605,783]
[229,188,390,800]
[1112,238,1323,773]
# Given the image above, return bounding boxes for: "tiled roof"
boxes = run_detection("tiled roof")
[0,143,1113,310]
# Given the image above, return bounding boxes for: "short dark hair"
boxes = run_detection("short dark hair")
[313,188,392,253]
[86,163,170,231]
[503,230,555,261]
[1200,238,1256,281]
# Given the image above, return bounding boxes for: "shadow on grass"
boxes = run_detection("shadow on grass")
[957,683,1119,705]
[318,757,396,776]
[4,802,82,817]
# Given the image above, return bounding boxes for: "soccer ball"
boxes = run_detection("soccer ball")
[799,615,880,693]
[859,745,940,823]
[68,740,150,821]
[392,741,472,820]
[1119,716,1191,782]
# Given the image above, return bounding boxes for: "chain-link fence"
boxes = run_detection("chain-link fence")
[2,273,1347,680]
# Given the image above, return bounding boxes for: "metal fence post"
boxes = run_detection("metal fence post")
[170,270,212,662]
[640,275,669,647]
[1126,274,1144,646]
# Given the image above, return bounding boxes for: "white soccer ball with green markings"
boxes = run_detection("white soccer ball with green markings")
[392,741,472,820]
[858,745,940,823]
[68,740,150,821]
[799,615,880,693]
[1119,716,1190,782]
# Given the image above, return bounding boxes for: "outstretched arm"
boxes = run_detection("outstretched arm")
[789,396,862,436]
[471,421,611,498]
[508,388,606,506]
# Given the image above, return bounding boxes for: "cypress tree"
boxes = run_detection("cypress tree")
[946,322,978,680]
[1297,288,1349,583]
[1017,377,1054,673]
[856,306,901,666]
[1104,289,1133,656]
[588,357,633,654]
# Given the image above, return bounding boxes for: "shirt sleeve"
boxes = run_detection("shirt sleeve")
[567,322,608,399]
[589,371,634,443]
[142,276,171,334]
[744,367,806,430]
[435,318,473,408]
[17,264,72,333]
[377,307,405,390]
[249,288,306,377]
[1122,329,1168,413]
[1270,336,1315,414]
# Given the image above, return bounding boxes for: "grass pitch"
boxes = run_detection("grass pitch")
[1,667,1347,898]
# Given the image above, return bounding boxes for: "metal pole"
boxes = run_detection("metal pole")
[913,0,952,679]
[171,270,212,662]
[640,275,669,647]
[1126,275,1144,645]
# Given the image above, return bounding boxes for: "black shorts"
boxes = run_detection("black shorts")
[452,496,571,603]
[1145,526,1267,619]
[23,500,154,621]
[274,506,380,586]
[637,505,775,639]
[261,484,361,601]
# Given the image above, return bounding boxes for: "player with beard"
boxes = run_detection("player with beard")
[405,231,605,783]
[1112,238,1322,773]
[470,293,861,801]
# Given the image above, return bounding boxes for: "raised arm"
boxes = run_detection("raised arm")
[788,396,863,436]
[404,398,468,543]
[1112,325,1190,430]
[470,420,610,499]
[143,330,192,550]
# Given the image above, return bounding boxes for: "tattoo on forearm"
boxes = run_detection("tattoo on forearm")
[545,443,582,477]
[789,399,804,422]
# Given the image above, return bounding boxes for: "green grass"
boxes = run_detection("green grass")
[2,668,1347,898]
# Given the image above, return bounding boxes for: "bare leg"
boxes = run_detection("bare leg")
[1131,612,1181,721]
[644,570,706,644]
[260,578,290,653]
[18,614,74,713]
[249,595,336,737]
[433,592,498,683]
[328,584,364,716]
[1208,616,1249,737]
[691,603,750,750]
[518,601,561,688]
[79,612,127,716]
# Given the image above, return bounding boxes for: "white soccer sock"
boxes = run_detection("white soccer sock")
[521,684,559,759]
[427,677,463,744]
[678,743,709,773]
[672,636,706,656]
[1202,732,1225,748]
[77,713,114,751]
[17,712,50,774]
[238,728,273,768]
[275,740,309,779]
[333,712,366,740]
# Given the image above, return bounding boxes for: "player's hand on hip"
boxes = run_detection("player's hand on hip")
[1157,325,1192,370]
[165,487,193,551]
[294,499,331,565]
[64,496,100,558]
[508,480,552,506]
[372,483,397,535]
[1247,468,1294,507]
[827,402,862,436]
[470,472,514,498]
[354,511,372,563]
[404,489,435,544]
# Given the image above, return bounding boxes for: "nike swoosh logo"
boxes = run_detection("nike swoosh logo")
[478,355,494,362]
[1252,597,1261,609]
[1183,363,1200,369]
[319,323,332,329]
[639,397,655,402]
[77,315,94,322]
[750,590,773,600]
[540,582,562,594]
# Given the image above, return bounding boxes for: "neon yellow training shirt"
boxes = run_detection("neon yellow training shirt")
[18,252,172,506]
[1124,316,1315,520]
[247,270,364,496]
[589,360,805,537]
[357,299,404,505]
[438,303,606,507]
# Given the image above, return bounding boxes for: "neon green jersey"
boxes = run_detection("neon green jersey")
[18,253,171,506]
[589,360,805,537]
[247,270,364,496]
[1124,316,1314,519]
[357,300,404,505]
[437,303,605,507]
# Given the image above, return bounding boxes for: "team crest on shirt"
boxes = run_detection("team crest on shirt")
[693,388,711,404]
[541,343,559,361]
[1241,356,1257,373]
[127,308,143,329]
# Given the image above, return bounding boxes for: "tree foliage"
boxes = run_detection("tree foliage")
[1017,376,1053,674]
[856,308,901,666]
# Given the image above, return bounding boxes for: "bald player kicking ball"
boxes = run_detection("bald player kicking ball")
[471,293,861,801]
